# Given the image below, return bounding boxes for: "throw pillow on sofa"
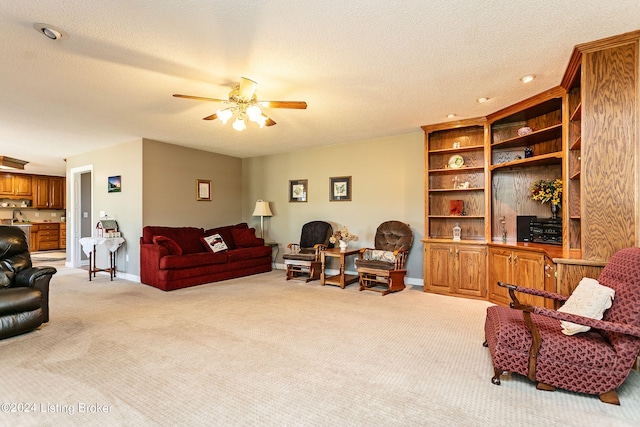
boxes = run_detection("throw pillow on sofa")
[204,223,249,251]
[201,234,229,253]
[231,227,263,247]
[153,236,183,256]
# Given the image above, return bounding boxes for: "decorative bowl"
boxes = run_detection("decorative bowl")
[517,126,533,136]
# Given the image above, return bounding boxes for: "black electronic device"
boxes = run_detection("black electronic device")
[516,215,536,242]
[529,218,562,245]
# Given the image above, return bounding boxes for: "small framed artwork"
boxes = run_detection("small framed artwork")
[196,179,212,201]
[329,176,352,201]
[108,176,121,193]
[289,179,308,202]
[450,200,464,215]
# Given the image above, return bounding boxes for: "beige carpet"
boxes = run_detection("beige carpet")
[30,251,67,261]
[1,268,639,426]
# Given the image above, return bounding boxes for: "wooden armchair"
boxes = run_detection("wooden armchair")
[283,221,333,282]
[483,247,640,404]
[355,221,413,295]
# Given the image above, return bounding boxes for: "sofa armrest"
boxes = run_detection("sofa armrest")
[15,266,56,323]
[140,243,169,287]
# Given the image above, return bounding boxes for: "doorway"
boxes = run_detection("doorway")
[68,165,93,268]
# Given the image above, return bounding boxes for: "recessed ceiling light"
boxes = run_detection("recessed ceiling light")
[477,97,489,103]
[520,74,535,83]
[447,113,456,119]
[33,23,68,40]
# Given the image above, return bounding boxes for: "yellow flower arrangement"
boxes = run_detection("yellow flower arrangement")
[329,226,359,244]
[530,178,563,208]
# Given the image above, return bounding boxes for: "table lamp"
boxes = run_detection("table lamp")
[252,200,273,239]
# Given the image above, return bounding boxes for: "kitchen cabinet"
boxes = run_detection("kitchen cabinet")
[488,246,555,309]
[59,222,66,249]
[0,173,32,198]
[424,242,487,299]
[35,223,60,251]
[33,176,65,209]
[29,224,38,251]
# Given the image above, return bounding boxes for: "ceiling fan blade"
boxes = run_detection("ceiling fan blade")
[258,101,307,109]
[202,113,218,121]
[173,94,227,103]
[238,77,258,100]
[265,117,277,127]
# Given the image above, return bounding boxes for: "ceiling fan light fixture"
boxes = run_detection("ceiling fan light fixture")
[217,108,233,124]
[232,117,246,132]
[246,105,263,122]
[256,115,268,128]
[238,77,258,100]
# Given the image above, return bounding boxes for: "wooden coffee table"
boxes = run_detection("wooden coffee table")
[320,247,360,288]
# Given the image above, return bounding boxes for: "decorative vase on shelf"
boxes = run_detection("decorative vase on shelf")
[550,203,559,220]
[339,240,348,251]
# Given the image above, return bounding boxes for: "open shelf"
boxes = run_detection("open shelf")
[490,151,563,171]
[428,187,484,192]
[429,166,484,174]
[428,144,484,154]
[491,124,562,149]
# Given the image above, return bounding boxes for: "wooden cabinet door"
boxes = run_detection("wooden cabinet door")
[14,174,32,196]
[425,243,454,294]
[59,222,67,249]
[488,248,512,306]
[512,249,545,307]
[33,176,49,208]
[0,173,14,195]
[456,245,487,297]
[29,225,39,252]
[48,177,64,209]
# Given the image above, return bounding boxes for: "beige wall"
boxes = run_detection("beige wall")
[67,132,425,283]
[242,132,425,282]
[142,139,242,229]
[67,139,143,276]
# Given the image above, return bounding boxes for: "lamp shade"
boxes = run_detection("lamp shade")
[252,200,273,217]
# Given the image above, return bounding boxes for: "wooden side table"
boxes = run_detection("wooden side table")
[265,241,279,269]
[320,247,360,288]
[79,237,125,281]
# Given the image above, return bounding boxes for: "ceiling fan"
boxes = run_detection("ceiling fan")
[173,77,307,131]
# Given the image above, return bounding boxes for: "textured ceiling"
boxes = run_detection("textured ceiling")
[1,1,638,176]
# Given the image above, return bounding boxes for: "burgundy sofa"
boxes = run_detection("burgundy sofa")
[140,223,272,291]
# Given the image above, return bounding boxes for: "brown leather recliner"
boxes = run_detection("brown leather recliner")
[0,226,56,339]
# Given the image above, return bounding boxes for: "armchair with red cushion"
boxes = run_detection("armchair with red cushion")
[484,247,640,404]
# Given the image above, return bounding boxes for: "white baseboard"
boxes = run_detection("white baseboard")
[274,263,424,287]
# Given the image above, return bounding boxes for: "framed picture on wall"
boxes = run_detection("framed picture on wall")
[108,176,121,193]
[329,176,351,201]
[196,179,211,201]
[289,179,308,202]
